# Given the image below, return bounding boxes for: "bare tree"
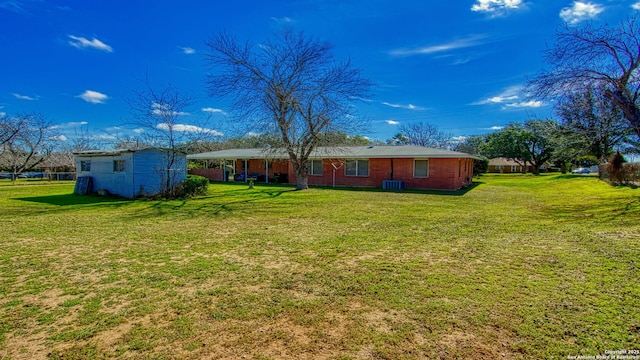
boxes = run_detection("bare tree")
[204,28,371,190]
[528,14,640,137]
[0,113,27,146]
[398,122,451,148]
[127,79,221,196]
[0,113,58,180]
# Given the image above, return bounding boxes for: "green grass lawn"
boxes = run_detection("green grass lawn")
[0,175,639,359]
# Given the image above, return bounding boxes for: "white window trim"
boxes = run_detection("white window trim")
[80,160,91,172]
[308,159,323,176]
[345,159,369,177]
[414,159,429,178]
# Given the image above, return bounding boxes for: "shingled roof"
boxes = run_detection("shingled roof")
[187,146,479,160]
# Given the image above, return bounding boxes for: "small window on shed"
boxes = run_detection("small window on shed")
[80,160,91,172]
[113,160,126,172]
[414,159,428,178]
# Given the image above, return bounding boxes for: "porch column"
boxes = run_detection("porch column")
[265,160,269,184]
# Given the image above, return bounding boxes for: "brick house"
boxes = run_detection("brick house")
[188,146,477,191]
[488,157,550,173]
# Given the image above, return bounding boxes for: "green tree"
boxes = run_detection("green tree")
[556,87,631,162]
[483,120,557,175]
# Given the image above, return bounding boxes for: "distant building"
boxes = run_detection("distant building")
[488,158,550,174]
[73,148,186,198]
[188,146,478,191]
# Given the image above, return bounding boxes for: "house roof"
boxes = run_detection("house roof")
[74,148,186,157]
[187,146,480,160]
[488,157,523,166]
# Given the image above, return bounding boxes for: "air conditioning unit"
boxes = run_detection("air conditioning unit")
[382,180,404,190]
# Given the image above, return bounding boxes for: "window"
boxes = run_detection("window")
[496,165,504,171]
[511,165,517,172]
[113,160,126,172]
[308,160,323,176]
[80,160,91,172]
[414,159,429,178]
[345,160,369,176]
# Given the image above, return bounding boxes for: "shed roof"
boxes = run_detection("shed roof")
[187,146,479,160]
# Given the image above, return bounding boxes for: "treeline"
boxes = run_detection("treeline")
[452,86,639,176]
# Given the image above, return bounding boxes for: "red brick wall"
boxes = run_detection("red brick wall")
[218,157,473,190]
[292,157,473,190]
[189,168,223,181]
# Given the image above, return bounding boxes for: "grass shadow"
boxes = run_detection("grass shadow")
[129,186,298,218]
[312,181,484,196]
[14,193,132,207]
[547,174,601,180]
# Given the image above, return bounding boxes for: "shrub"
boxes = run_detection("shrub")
[473,158,489,177]
[605,152,640,186]
[180,175,209,197]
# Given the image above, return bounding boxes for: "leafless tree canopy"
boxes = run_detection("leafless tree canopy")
[127,80,219,196]
[528,14,640,136]
[0,112,58,178]
[127,80,201,149]
[204,28,371,189]
[398,122,451,149]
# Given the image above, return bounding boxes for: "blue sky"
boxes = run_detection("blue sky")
[1,0,639,145]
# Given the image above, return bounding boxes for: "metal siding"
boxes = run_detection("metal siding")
[74,153,135,198]
[133,150,187,197]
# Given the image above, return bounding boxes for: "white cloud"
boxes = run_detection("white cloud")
[271,16,294,23]
[133,128,145,134]
[78,90,108,104]
[51,121,89,129]
[473,85,523,105]
[471,0,523,13]
[381,102,425,110]
[68,121,88,127]
[12,93,37,100]
[202,107,227,115]
[156,123,223,136]
[390,35,487,56]
[68,35,113,52]
[51,135,68,141]
[179,46,195,55]
[385,120,400,125]
[473,86,545,109]
[482,126,505,131]
[560,2,604,24]
[247,132,261,137]
[633,2,640,10]
[91,134,117,140]
[487,95,519,104]
[451,136,468,143]
[152,102,189,116]
[504,100,543,108]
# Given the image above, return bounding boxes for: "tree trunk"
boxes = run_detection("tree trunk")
[532,165,540,175]
[295,171,309,190]
[604,90,640,138]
